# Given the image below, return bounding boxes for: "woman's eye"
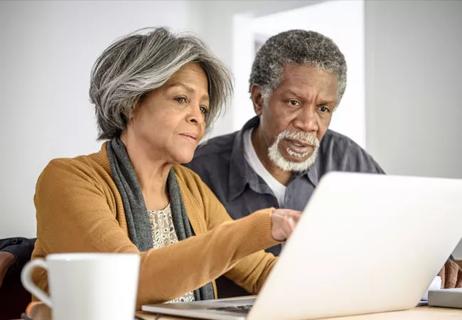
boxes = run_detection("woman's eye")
[199,106,209,115]
[288,99,301,107]
[175,96,188,104]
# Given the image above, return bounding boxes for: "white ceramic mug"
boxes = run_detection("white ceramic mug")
[21,253,140,320]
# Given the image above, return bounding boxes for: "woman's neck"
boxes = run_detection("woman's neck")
[120,132,172,211]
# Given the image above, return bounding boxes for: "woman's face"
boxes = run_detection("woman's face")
[126,63,210,164]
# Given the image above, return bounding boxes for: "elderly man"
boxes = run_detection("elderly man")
[187,30,384,296]
[188,30,383,255]
[188,29,461,298]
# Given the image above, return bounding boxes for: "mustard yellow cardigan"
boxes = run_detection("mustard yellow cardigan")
[31,143,277,308]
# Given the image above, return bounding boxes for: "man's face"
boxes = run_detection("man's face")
[252,64,338,172]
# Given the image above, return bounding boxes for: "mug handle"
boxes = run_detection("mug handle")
[21,258,52,307]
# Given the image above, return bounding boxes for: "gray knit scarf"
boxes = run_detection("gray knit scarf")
[107,138,214,301]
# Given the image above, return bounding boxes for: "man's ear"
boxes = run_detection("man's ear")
[250,85,265,116]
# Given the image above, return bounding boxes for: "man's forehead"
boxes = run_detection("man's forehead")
[276,64,338,98]
[280,63,336,80]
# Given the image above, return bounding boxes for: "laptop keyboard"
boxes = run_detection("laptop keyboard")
[208,304,253,314]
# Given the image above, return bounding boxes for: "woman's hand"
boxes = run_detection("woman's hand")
[270,209,302,242]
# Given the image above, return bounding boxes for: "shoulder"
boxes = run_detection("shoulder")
[173,164,204,187]
[187,131,238,176]
[37,146,112,193]
[318,130,385,173]
[193,131,237,159]
[173,164,215,198]
[173,164,223,220]
[38,157,93,186]
[320,130,364,152]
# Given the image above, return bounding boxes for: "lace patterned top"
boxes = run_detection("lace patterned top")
[148,204,195,303]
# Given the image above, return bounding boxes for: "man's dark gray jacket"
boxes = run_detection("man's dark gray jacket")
[187,117,384,295]
[188,117,384,252]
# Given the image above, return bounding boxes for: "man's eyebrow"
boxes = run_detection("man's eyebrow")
[284,89,336,105]
[284,89,303,98]
[317,98,337,105]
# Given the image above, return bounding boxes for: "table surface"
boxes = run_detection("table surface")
[136,306,462,320]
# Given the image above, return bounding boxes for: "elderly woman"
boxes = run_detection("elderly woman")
[28,27,301,314]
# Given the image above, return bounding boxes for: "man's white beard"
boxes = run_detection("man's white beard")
[268,130,320,172]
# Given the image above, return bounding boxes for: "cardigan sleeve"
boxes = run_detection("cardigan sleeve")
[174,166,278,295]
[34,159,278,309]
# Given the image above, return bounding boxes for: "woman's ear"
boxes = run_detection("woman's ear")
[128,95,144,121]
[124,108,135,125]
[250,85,265,116]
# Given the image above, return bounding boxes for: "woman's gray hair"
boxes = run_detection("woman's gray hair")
[90,27,233,140]
[249,30,347,105]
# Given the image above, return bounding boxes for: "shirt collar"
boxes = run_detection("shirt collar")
[227,116,320,200]
[228,117,265,200]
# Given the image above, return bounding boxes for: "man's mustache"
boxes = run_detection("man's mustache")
[278,130,320,147]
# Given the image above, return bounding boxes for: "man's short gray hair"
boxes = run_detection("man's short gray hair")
[90,27,232,140]
[249,30,347,104]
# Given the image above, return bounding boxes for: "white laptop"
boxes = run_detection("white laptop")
[142,172,462,320]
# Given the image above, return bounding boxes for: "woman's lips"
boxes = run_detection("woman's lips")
[179,133,197,141]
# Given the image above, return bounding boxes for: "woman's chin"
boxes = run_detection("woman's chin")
[175,154,194,165]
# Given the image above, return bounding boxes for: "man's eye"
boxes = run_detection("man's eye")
[200,106,209,115]
[288,99,301,107]
[175,96,188,104]
[318,105,331,113]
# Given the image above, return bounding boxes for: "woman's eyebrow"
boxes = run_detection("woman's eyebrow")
[165,82,194,93]
[166,82,209,102]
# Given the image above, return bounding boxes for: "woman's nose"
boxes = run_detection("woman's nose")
[187,104,205,125]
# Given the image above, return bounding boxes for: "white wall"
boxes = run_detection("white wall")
[365,0,462,178]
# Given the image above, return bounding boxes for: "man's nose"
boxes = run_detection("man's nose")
[293,106,318,132]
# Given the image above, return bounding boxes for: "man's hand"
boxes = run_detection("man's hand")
[271,209,302,242]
